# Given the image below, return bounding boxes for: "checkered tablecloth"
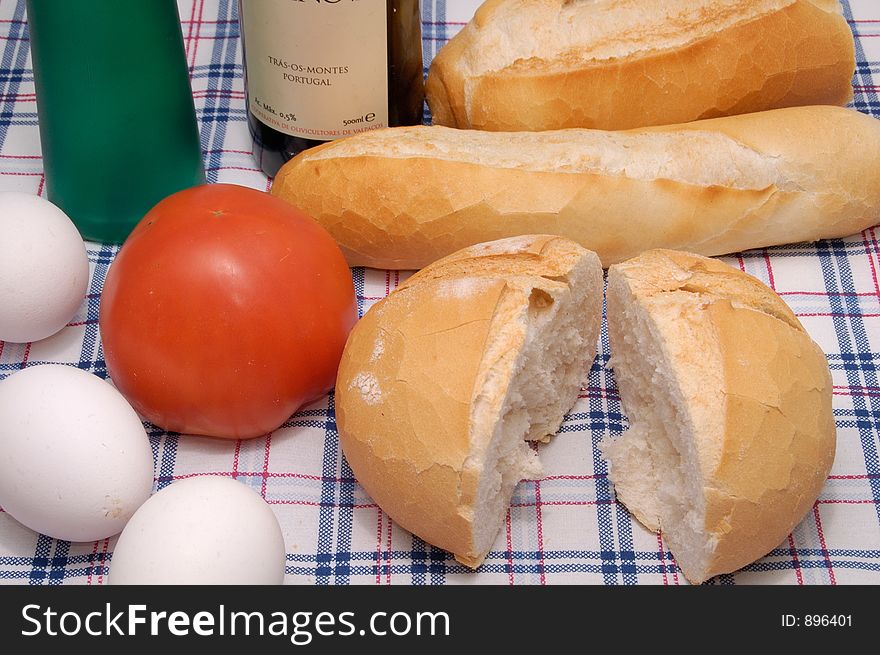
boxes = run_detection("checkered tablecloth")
[1,0,879,586]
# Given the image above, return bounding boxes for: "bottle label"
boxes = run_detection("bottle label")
[240,0,388,141]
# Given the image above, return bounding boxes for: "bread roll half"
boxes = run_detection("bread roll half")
[603,250,836,584]
[426,0,855,131]
[272,106,880,271]
[336,235,603,567]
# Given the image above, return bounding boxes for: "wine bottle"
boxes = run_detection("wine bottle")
[238,0,424,178]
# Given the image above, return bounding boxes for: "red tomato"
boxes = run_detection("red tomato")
[99,184,358,439]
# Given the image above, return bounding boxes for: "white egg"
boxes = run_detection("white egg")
[0,192,89,343]
[109,476,286,585]
[0,364,154,541]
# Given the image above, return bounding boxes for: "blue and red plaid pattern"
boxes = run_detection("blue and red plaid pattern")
[1,0,879,585]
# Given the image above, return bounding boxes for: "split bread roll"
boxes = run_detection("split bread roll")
[602,249,836,584]
[335,235,604,567]
[271,105,880,270]
[426,0,855,132]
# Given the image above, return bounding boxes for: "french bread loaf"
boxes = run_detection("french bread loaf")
[335,235,604,567]
[271,105,880,270]
[602,249,836,584]
[426,0,855,132]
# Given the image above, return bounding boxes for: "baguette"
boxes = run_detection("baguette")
[602,249,836,584]
[426,0,855,132]
[335,235,604,567]
[271,106,880,270]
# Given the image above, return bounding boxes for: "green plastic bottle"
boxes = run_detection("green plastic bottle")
[26,0,206,244]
